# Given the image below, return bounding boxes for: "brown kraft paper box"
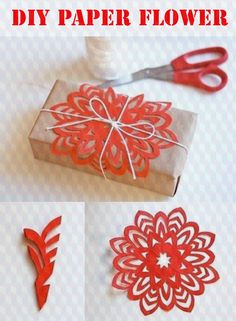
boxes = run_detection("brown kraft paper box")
[29,80,198,196]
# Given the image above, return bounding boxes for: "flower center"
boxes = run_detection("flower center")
[156,252,171,268]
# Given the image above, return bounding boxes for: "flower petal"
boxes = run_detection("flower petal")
[192,266,220,284]
[158,282,175,311]
[185,250,215,266]
[124,226,148,249]
[192,232,215,250]
[154,212,168,238]
[128,276,151,300]
[168,207,187,233]
[112,271,137,290]
[134,210,154,236]
[177,222,199,245]
[175,286,195,312]
[51,102,77,121]
[127,94,144,110]
[139,287,159,316]
[79,83,103,99]
[51,136,74,155]
[105,87,117,104]
[180,274,204,295]
[110,237,134,254]
[113,254,143,272]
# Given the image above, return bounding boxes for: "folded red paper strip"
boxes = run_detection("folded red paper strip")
[24,216,62,310]
[42,84,187,179]
[110,208,219,316]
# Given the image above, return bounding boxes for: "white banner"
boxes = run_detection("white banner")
[0,0,234,36]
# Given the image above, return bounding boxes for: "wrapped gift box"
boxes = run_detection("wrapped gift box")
[29,80,197,196]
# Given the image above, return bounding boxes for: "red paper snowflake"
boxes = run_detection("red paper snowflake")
[110,208,219,315]
[49,84,177,178]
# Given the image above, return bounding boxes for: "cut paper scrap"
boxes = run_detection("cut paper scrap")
[110,208,219,316]
[24,216,62,310]
[45,84,181,179]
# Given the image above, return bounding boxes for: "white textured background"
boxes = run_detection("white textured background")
[85,202,236,321]
[0,36,235,201]
[0,203,84,321]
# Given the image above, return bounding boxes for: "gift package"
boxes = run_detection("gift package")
[29,80,197,196]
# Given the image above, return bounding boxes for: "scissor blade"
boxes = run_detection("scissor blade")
[99,70,147,89]
[99,75,133,89]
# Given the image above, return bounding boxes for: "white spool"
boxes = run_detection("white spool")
[85,37,125,80]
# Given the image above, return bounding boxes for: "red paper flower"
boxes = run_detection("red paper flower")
[49,84,177,177]
[110,208,219,315]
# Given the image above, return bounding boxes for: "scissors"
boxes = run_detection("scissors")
[100,47,228,93]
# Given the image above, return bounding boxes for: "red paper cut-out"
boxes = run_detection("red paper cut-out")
[110,208,219,316]
[49,84,178,178]
[24,216,62,310]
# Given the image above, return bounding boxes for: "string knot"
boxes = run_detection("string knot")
[111,120,119,129]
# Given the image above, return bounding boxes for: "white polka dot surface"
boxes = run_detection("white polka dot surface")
[0,203,85,321]
[0,36,235,202]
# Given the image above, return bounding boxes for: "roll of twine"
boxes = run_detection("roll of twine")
[85,37,124,80]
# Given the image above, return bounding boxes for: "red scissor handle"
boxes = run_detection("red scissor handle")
[173,65,228,93]
[171,47,228,70]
